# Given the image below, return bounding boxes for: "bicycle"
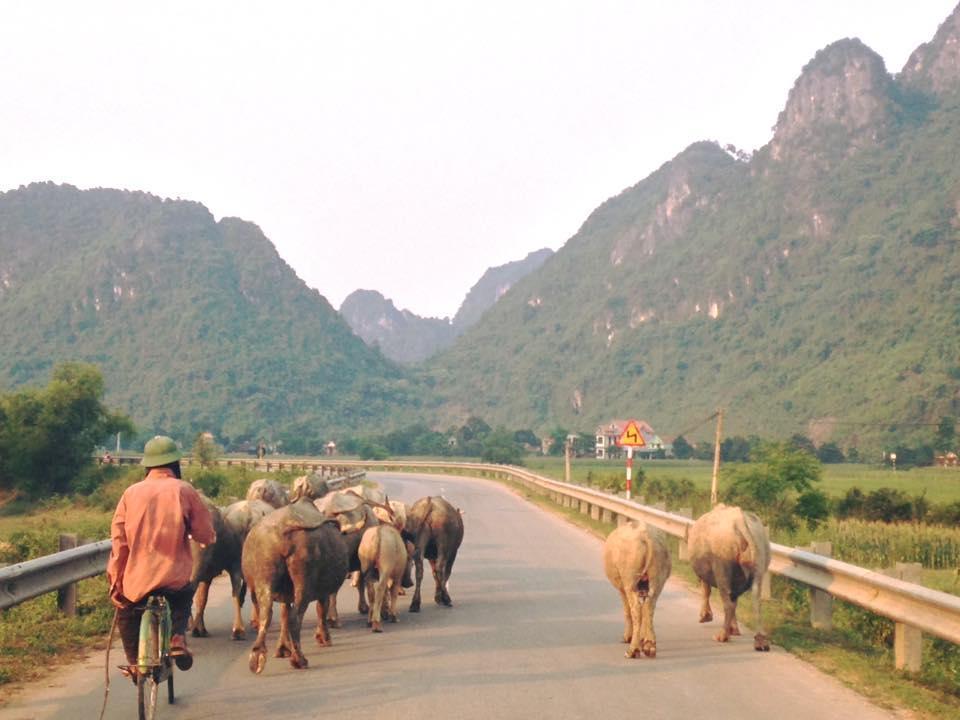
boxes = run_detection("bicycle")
[135,594,175,720]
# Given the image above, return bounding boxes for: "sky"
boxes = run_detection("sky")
[1,1,956,319]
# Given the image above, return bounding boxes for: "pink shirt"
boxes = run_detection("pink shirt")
[107,468,216,603]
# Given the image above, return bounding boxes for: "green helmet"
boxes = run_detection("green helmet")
[141,435,182,468]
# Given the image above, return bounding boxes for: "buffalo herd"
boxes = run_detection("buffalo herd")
[189,476,464,673]
[189,475,769,671]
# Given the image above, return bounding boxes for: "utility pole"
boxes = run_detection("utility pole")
[710,408,723,506]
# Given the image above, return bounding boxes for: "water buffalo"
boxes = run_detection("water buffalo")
[246,478,289,508]
[315,490,382,625]
[241,500,349,673]
[602,521,671,658]
[191,498,274,639]
[687,503,771,651]
[358,524,409,632]
[290,472,330,502]
[404,496,464,612]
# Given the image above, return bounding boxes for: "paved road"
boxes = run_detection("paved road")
[1,472,896,720]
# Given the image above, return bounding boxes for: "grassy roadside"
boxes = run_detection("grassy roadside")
[499,475,960,720]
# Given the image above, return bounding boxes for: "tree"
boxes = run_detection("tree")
[788,434,817,457]
[0,363,133,497]
[816,441,845,464]
[936,416,956,451]
[672,435,694,459]
[481,427,525,465]
[722,441,825,531]
[192,432,221,469]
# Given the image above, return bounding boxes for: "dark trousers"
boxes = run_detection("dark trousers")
[116,584,194,664]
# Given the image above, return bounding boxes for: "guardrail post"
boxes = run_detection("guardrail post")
[808,542,833,630]
[892,562,923,672]
[677,508,692,560]
[57,534,78,616]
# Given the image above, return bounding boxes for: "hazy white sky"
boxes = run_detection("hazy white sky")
[1,1,956,318]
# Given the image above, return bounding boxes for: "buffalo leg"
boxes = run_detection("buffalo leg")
[639,593,657,657]
[326,592,340,628]
[287,597,309,669]
[370,575,386,632]
[275,603,293,658]
[248,587,272,674]
[752,572,770,651]
[698,579,713,623]
[387,580,400,623]
[191,580,210,637]
[315,595,332,646]
[616,588,633,645]
[624,591,643,658]
[230,570,246,640]
[713,561,738,643]
[409,546,424,613]
[357,573,369,615]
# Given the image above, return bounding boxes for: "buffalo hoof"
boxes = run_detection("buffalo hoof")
[409,599,421,613]
[624,647,641,659]
[327,617,341,629]
[275,645,291,658]
[315,629,331,646]
[231,628,246,641]
[371,622,383,633]
[388,613,398,623]
[715,630,730,643]
[290,653,308,670]
[436,594,452,607]
[754,633,770,652]
[191,627,209,638]
[642,640,656,658]
[730,620,741,636]
[699,610,713,623]
[249,651,266,675]
[358,601,370,614]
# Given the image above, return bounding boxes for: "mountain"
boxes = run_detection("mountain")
[0,183,422,446]
[451,248,555,330]
[340,289,456,364]
[340,248,553,363]
[425,6,960,454]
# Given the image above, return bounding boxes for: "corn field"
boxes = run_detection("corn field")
[782,518,960,570]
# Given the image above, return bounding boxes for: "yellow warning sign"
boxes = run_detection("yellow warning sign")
[616,420,646,447]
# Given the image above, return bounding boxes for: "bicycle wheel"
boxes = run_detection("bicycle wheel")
[137,603,161,720]
[137,670,159,720]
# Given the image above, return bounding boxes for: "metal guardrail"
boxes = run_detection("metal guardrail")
[5,458,960,650]
[0,468,364,611]
[0,540,111,610]
[345,459,960,647]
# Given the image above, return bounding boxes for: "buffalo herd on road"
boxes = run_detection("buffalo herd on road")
[188,476,464,674]
[187,475,769,673]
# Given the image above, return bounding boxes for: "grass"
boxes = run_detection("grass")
[525,457,960,504]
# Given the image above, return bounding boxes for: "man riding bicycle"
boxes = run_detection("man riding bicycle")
[107,435,216,677]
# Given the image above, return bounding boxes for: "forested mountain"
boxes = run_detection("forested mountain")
[340,289,456,364]
[425,6,960,453]
[340,247,553,363]
[0,183,422,447]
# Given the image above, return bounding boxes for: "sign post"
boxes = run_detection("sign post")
[616,419,646,500]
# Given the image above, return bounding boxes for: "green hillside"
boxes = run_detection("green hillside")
[0,183,422,446]
[425,15,960,454]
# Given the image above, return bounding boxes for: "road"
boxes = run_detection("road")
[0,471,895,720]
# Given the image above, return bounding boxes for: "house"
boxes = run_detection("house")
[594,419,664,460]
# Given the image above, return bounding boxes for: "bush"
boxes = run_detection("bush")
[189,468,228,498]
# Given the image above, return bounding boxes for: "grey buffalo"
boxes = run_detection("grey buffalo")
[687,503,771,651]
